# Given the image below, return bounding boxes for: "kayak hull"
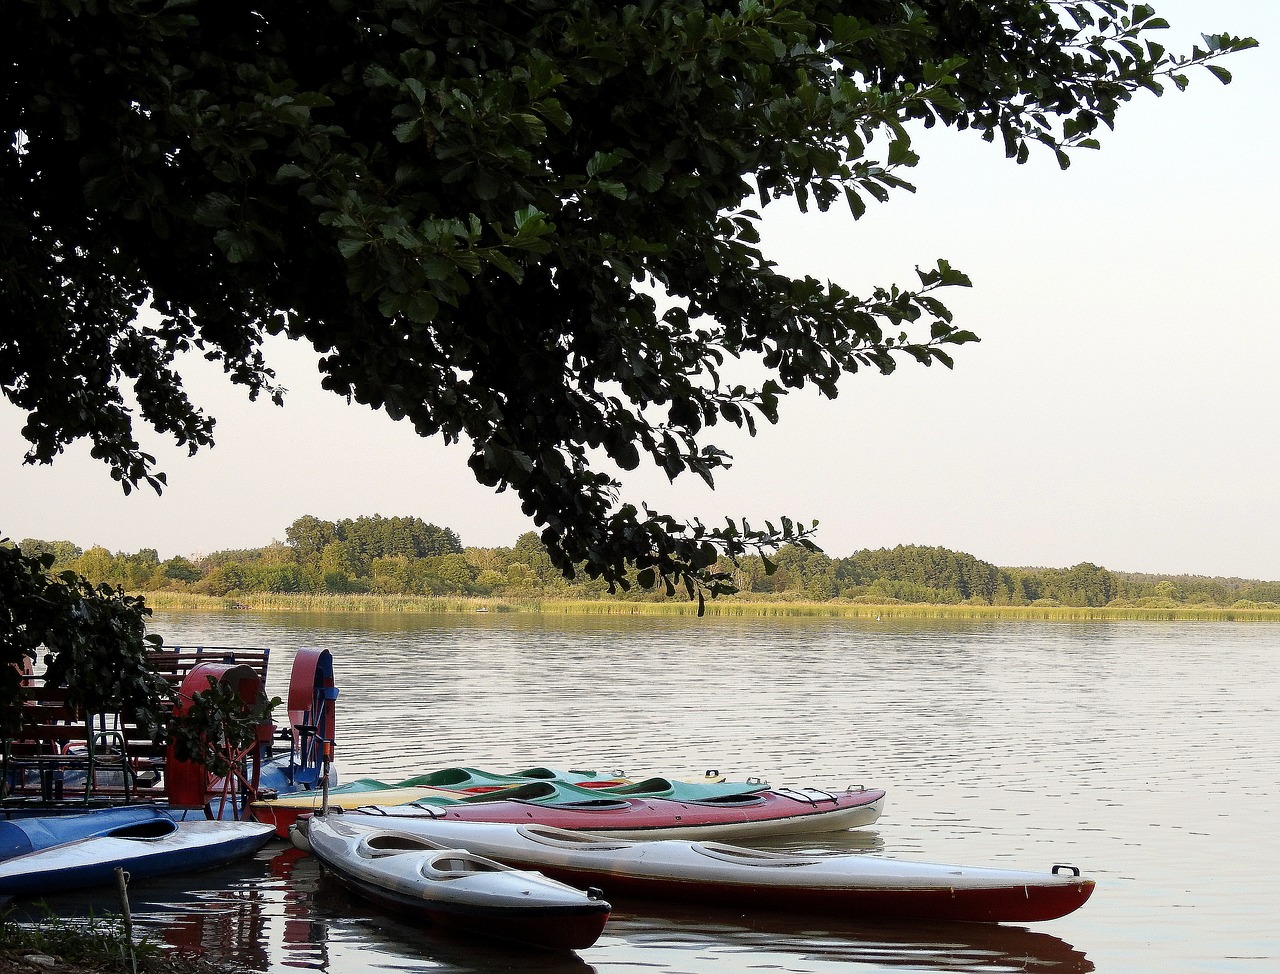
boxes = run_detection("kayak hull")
[334,817,1094,924]
[306,816,610,950]
[560,867,1093,923]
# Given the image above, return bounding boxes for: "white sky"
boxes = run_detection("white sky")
[3,1,1277,579]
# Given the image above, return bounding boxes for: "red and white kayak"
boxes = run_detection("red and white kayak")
[341,786,886,842]
[322,816,1095,924]
[305,815,610,950]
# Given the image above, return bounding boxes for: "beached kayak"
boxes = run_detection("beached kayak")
[252,776,804,838]
[0,818,275,896]
[0,805,173,863]
[304,815,611,950]
[342,785,887,842]
[324,816,1095,924]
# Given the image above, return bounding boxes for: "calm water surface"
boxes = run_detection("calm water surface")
[24,612,1279,973]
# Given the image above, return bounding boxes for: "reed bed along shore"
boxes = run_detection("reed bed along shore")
[139,591,1280,623]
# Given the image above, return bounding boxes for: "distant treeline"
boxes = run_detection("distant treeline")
[13,514,1280,610]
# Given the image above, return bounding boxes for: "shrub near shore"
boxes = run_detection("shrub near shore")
[15,518,1280,616]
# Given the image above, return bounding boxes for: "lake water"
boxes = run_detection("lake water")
[22,611,1280,973]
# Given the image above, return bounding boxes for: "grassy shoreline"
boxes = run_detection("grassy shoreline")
[0,912,228,974]
[138,591,1280,623]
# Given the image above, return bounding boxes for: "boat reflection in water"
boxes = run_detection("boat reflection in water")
[268,846,329,972]
[604,900,1094,974]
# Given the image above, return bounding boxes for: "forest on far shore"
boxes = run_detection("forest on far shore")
[12,514,1280,611]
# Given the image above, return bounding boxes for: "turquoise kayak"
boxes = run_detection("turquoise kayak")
[306,766,633,794]
[453,778,767,805]
[288,768,765,801]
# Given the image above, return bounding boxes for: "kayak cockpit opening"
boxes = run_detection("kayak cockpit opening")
[112,820,180,841]
[690,842,825,867]
[604,776,675,794]
[424,853,502,878]
[517,825,635,851]
[361,804,447,819]
[510,767,562,779]
[359,833,446,857]
[685,794,767,806]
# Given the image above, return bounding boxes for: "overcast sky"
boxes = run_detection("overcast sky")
[3,1,1277,579]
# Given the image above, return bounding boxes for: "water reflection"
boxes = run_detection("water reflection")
[604,903,1093,973]
[267,847,329,972]
[108,611,1280,973]
[9,847,283,970]
[310,876,600,974]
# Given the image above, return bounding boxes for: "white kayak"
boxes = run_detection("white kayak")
[303,815,612,950]
[0,819,275,896]
[332,814,1096,924]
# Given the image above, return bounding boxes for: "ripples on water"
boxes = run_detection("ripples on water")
[18,612,1278,973]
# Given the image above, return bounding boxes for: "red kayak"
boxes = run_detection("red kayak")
[340,786,886,841]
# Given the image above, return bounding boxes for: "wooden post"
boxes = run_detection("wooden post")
[114,867,136,974]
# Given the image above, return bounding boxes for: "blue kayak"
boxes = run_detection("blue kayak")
[0,818,275,896]
[0,806,173,863]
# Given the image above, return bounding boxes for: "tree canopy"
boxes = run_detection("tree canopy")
[1,1,1256,609]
